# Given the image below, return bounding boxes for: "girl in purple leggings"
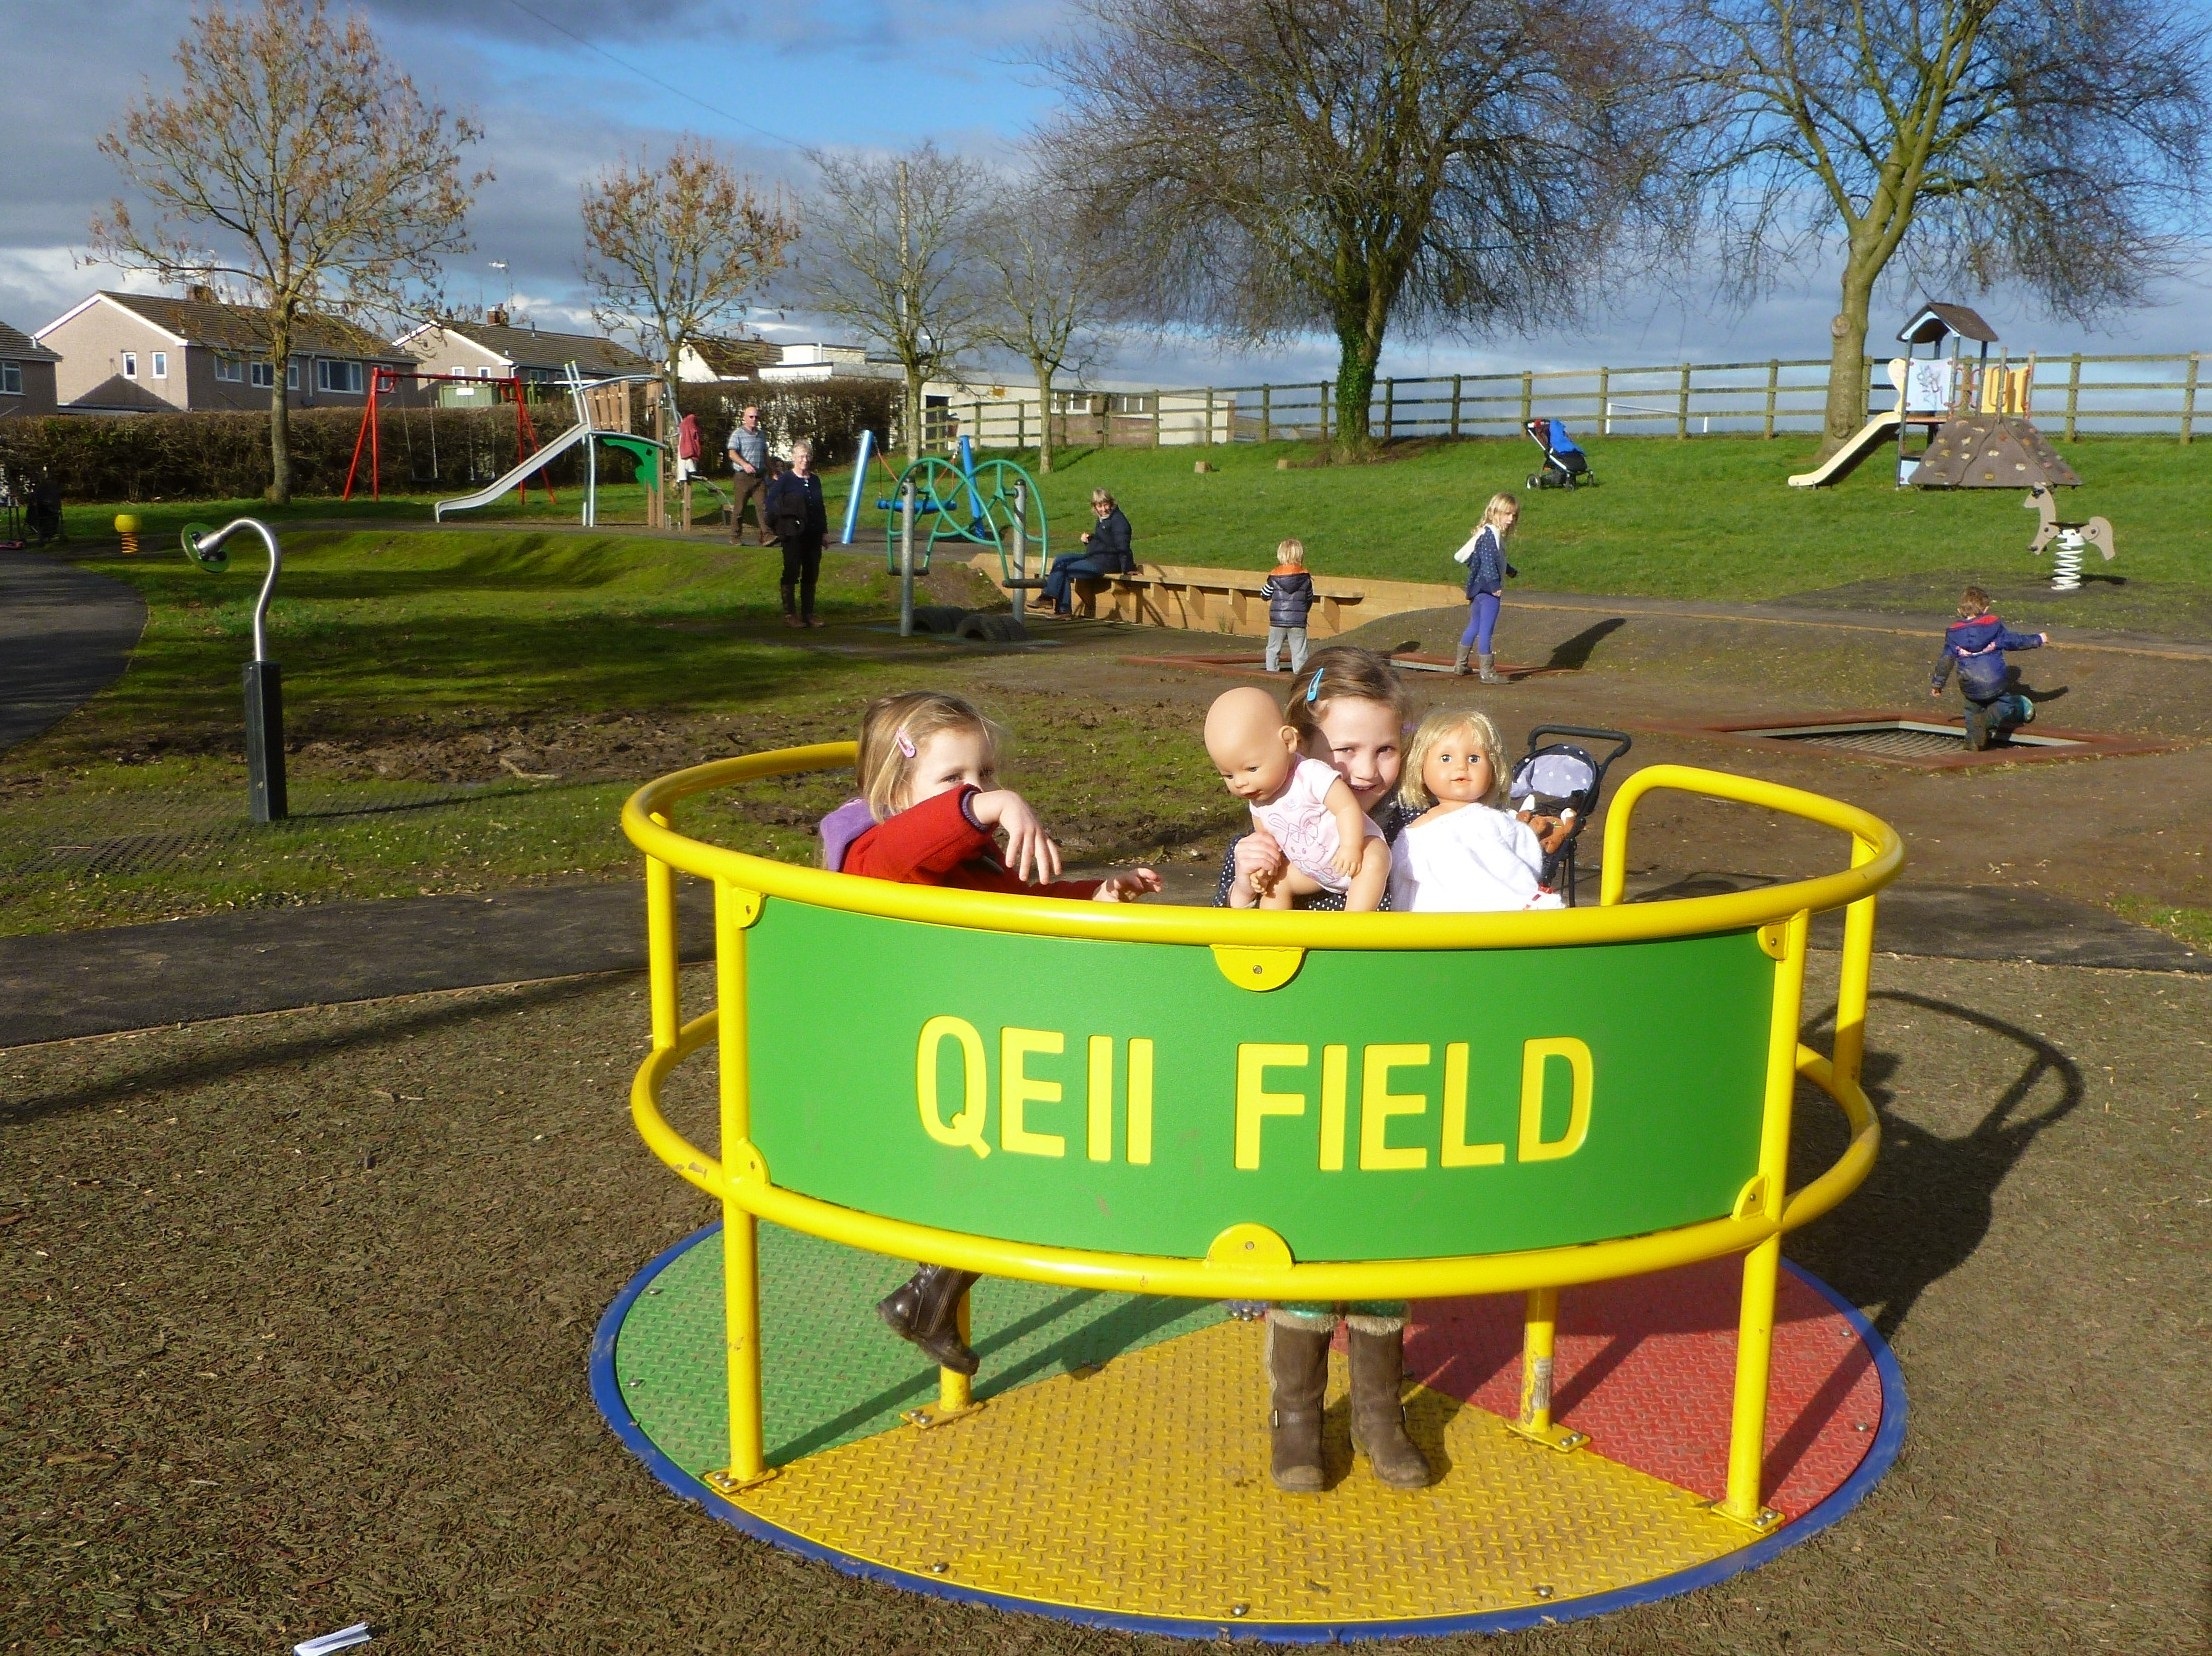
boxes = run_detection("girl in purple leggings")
[1452,491,1520,683]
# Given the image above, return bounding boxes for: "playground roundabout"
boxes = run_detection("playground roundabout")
[598,745,1907,1640]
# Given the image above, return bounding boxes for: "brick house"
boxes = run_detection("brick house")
[35,290,414,414]
[394,313,655,399]
[0,321,61,418]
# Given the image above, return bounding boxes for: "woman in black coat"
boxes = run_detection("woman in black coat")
[764,440,829,627]
[1040,488,1134,614]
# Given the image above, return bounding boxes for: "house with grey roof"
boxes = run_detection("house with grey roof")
[394,311,656,390]
[676,333,780,384]
[0,321,61,418]
[35,290,414,414]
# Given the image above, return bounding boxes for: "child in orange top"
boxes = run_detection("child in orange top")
[825,691,1160,1373]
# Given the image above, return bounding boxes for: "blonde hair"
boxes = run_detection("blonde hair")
[1482,491,1519,532]
[1276,537,1306,565]
[856,691,1000,820]
[1283,646,1414,750]
[1400,708,1510,811]
[1091,488,1116,509]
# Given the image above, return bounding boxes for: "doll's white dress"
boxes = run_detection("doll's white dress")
[1387,804,1561,912]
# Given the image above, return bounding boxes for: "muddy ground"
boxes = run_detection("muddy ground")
[3,953,2206,1654]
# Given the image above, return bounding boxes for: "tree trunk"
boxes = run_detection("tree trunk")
[1817,259,1878,459]
[266,318,293,505]
[902,367,925,461]
[1331,318,1382,458]
[1030,354,1055,473]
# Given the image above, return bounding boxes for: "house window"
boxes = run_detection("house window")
[477,367,492,380]
[122,352,137,378]
[151,351,168,379]
[1,362,20,396]
[250,359,274,389]
[315,358,363,394]
[215,355,242,382]
[289,358,298,391]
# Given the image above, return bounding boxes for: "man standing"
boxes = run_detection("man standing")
[725,405,771,545]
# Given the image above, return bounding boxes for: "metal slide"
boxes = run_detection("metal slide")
[433,422,590,521]
[1786,410,1901,488]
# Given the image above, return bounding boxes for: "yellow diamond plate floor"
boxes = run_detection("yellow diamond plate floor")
[733,1317,1749,1625]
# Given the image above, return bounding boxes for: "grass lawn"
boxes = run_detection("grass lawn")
[5,528,1231,937]
[62,431,2212,614]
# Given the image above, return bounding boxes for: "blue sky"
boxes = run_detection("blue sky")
[4,0,2205,385]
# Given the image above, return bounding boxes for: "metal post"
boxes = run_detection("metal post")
[1764,360,1780,439]
[1720,908,1809,1530]
[709,879,768,1492]
[1509,1286,1585,1451]
[1677,363,1691,439]
[2182,354,2198,446]
[1450,373,1463,438]
[2065,352,2082,441]
[1010,481,1027,624]
[898,477,917,638]
[183,518,287,823]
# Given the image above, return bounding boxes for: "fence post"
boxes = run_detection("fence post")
[2064,353,2081,441]
[1383,378,1395,442]
[1450,373,1463,438]
[1205,386,1217,445]
[1151,393,1163,448]
[1763,360,1779,439]
[1519,370,1533,430]
[1320,382,1330,444]
[1017,396,1026,452]
[2182,354,2198,446]
[1676,363,1691,439]
[1261,382,1272,442]
[1597,365,1610,436]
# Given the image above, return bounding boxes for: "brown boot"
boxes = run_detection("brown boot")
[1266,1319,1330,1493]
[1452,646,1472,676]
[1347,1326,1430,1488]
[1477,652,1502,684]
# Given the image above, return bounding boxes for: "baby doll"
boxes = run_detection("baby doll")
[1386,708,1562,913]
[1203,685,1389,912]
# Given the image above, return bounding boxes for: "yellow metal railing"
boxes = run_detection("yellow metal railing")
[622,751,1901,1527]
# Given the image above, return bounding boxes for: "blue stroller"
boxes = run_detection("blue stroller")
[1524,418,1593,490]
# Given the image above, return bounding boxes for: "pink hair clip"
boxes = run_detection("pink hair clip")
[895,731,917,758]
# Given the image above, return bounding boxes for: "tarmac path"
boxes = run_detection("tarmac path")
[0,551,147,752]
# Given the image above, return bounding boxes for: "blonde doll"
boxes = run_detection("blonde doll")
[1386,708,1560,912]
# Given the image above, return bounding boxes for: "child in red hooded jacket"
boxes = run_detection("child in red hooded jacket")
[818,691,1160,1373]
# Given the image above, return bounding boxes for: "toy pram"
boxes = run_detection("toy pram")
[1523,418,1593,490]
[1509,724,1632,904]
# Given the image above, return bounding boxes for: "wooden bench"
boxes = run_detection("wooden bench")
[1079,571,1365,634]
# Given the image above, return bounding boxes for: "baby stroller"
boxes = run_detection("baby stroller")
[24,474,64,545]
[1524,418,1593,490]
[1508,724,1631,905]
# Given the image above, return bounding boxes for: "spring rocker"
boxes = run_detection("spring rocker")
[597,751,1907,1640]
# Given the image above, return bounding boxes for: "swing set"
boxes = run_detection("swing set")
[341,367,554,502]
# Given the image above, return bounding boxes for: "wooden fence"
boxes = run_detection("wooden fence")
[951,351,2208,450]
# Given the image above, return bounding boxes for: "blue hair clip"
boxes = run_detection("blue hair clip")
[1304,667,1324,704]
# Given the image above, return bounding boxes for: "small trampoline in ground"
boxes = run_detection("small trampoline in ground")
[600,752,1906,1640]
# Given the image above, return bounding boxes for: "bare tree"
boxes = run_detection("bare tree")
[1664,0,2211,456]
[581,140,800,407]
[972,177,1119,472]
[93,0,484,503]
[1040,0,1650,456]
[803,143,987,460]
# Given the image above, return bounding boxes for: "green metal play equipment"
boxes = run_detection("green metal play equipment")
[860,436,1050,628]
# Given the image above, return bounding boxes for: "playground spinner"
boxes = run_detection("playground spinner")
[600,750,1907,1638]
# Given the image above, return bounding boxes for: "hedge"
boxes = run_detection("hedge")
[0,379,903,503]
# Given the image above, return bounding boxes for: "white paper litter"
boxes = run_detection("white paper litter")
[294,1625,371,1656]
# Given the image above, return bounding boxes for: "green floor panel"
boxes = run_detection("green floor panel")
[613,1224,1228,1473]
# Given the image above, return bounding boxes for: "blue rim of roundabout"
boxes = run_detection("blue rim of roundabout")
[591,1222,1908,1643]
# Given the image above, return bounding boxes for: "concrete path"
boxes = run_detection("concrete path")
[0,871,2197,1049]
[0,552,147,751]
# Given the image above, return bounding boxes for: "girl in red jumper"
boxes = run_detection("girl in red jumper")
[825,691,1160,1372]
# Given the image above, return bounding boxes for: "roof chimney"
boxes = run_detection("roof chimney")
[487,305,509,327]
[185,282,216,304]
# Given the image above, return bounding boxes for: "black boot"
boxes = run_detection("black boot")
[877,1265,980,1374]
